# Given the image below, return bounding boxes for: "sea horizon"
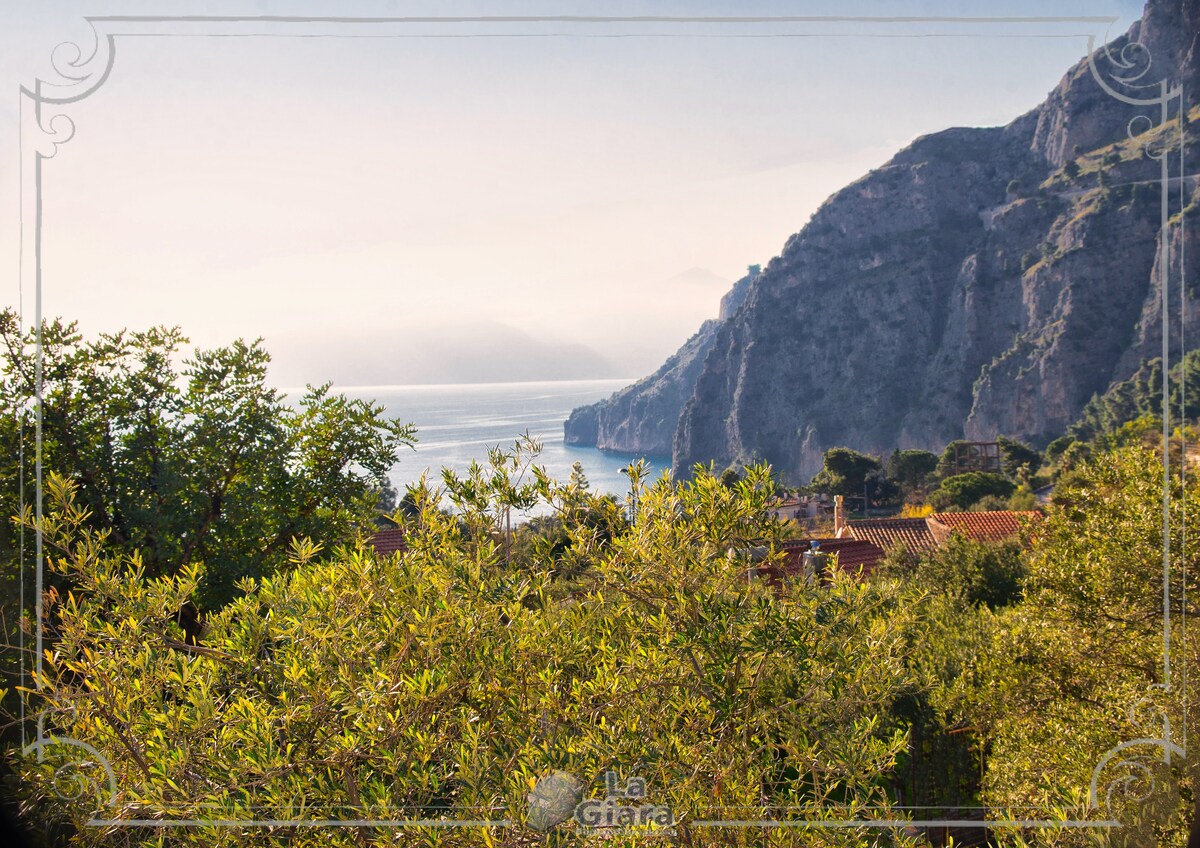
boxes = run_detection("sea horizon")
[276,376,643,395]
[284,378,669,509]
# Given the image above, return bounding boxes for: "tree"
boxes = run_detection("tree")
[928,472,1016,511]
[908,535,1026,610]
[1055,439,1093,479]
[879,567,1008,817]
[864,467,901,507]
[1068,352,1200,443]
[935,440,971,480]
[516,456,628,582]
[996,435,1042,478]
[886,449,938,494]
[964,445,1199,846]
[439,433,542,568]
[1045,435,1074,464]
[371,477,399,513]
[809,447,882,498]
[0,310,416,609]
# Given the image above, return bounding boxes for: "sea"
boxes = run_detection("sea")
[329,379,668,515]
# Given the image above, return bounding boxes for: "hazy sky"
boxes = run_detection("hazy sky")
[0,0,1145,388]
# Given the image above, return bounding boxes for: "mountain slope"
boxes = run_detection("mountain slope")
[666,0,1198,483]
[563,267,758,456]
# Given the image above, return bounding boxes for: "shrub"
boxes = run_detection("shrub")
[10,466,927,846]
[974,446,1199,845]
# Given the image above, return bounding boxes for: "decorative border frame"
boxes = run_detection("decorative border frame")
[14,10,1188,835]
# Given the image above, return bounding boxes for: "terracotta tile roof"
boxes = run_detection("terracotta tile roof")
[766,538,886,582]
[844,517,936,555]
[368,527,407,556]
[813,538,886,575]
[927,510,1040,544]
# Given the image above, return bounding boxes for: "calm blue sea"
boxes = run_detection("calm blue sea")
[331,379,668,511]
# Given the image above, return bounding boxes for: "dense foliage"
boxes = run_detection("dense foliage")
[808,448,898,508]
[927,473,1016,512]
[808,448,883,499]
[1069,352,1200,444]
[877,445,1199,847]
[7,439,1199,847]
[884,451,939,497]
[0,310,416,609]
[809,439,1040,514]
[969,446,1199,847]
[3,313,1199,847]
[11,463,927,847]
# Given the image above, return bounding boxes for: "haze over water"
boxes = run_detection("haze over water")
[311,379,668,511]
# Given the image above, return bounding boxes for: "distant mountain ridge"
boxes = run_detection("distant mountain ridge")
[566,0,1200,484]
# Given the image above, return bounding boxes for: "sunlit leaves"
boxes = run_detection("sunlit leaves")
[12,460,930,846]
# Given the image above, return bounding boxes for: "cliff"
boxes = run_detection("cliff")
[564,0,1198,483]
[578,0,1197,484]
[563,268,758,456]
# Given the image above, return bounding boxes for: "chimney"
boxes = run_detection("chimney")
[834,495,846,537]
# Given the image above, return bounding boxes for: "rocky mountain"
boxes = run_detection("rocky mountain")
[567,0,1200,485]
[563,267,758,456]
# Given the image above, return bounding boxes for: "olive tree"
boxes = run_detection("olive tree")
[10,460,930,847]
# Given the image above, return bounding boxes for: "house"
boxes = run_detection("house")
[765,493,832,522]
[828,495,1039,557]
[756,537,888,587]
[839,517,938,556]
[925,510,1040,545]
[829,494,936,554]
[786,537,886,576]
[368,527,407,556]
[750,496,1041,591]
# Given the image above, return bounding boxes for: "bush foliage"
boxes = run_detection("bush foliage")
[9,441,1199,846]
[10,462,929,847]
[3,313,1199,847]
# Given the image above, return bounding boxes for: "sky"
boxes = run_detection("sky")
[0,0,1146,388]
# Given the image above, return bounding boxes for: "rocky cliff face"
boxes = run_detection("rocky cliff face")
[563,268,758,456]
[569,0,1200,484]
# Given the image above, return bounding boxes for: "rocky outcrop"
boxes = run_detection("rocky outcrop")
[566,0,1199,485]
[719,266,757,320]
[563,268,759,456]
[1032,0,1200,167]
[668,0,1199,485]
